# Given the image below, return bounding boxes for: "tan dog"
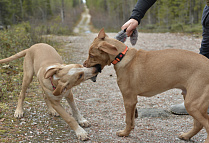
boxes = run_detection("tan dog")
[0,43,99,141]
[84,28,209,142]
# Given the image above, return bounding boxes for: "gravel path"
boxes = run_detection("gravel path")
[0,32,206,142]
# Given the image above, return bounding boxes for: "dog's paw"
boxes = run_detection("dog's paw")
[178,132,190,141]
[116,130,130,137]
[75,126,89,141]
[78,118,90,128]
[49,110,60,117]
[14,109,24,118]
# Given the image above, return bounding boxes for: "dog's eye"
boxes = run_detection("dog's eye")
[90,54,94,58]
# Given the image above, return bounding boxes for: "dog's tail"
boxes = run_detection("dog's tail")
[0,49,27,63]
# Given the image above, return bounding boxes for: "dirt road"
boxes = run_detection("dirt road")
[73,4,91,34]
[1,31,206,142]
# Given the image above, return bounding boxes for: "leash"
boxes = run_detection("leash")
[112,46,128,65]
[49,77,56,90]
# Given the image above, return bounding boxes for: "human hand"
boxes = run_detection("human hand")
[121,19,138,37]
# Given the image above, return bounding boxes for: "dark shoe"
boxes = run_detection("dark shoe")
[170,102,209,115]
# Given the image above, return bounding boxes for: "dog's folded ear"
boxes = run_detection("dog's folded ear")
[44,66,62,79]
[98,41,118,56]
[53,81,65,96]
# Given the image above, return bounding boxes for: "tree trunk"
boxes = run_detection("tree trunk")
[122,0,131,22]
[20,0,23,20]
[61,0,65,23]
[189,0,194,25]
[0,5,2,25]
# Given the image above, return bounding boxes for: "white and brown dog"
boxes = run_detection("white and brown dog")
[0,43,99,141]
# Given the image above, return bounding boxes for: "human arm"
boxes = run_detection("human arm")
[122,0,157,36]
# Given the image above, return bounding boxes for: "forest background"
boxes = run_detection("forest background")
[0,0,206,101]
[87,0,205,33]
[0,0,205,33]
[0,1,207,142]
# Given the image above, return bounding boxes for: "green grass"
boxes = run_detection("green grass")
[139,23,202,33]
[0,22,56,102]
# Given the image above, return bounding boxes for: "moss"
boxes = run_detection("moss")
[0,130,7,134]
[0,139,6,142]
[0,103,8,110]
[0,114,3,119]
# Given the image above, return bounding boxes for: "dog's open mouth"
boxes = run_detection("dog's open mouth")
[90,64,102,82]
[94,64,102,73]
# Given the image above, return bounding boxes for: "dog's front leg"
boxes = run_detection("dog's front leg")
[116,95,137,137]
[43,93,59,116]
[65,90,90,127]
[50,99,89,141]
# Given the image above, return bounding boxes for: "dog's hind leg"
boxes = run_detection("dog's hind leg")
[179,119,203,140]
[179,88,209,141]
[65,90,90,128]
[14,57,33,118]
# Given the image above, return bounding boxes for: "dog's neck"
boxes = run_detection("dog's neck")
[103,38,137,70]
[111,46,128,65]
[50,77,56,90]
[108,39,136,67]
[113,47,137,72]
[50,75,59,90]
[106,38,127,53]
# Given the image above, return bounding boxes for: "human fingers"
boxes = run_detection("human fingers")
[126,26,134,37]
[121,21,131,31]
[126,26,133,37]
[123,19,138,37]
